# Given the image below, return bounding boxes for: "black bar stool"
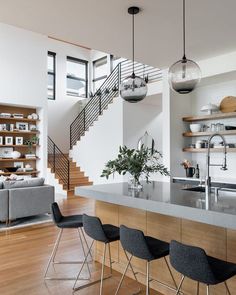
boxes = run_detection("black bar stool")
[73,214,120,294]
[115,225,177,295]
[170,240,236,295]
[44,202,92,280]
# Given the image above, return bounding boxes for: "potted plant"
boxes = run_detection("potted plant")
[101,145,170,189]
[25,136,39,154]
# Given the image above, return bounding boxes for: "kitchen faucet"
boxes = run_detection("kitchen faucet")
[205,133,227,210]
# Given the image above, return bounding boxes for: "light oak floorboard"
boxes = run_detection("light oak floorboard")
[0,196,162,295]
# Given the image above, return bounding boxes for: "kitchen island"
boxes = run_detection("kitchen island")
[75,181,236,295]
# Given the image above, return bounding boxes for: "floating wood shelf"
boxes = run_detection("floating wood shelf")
[183,130,236,137]
[183,148,236,153]
[0,171,40,175]
[183,112,236,122]
[0,130,39,135]
[0,145,38,148]
[0,117,39,123]
[0,158,39,162]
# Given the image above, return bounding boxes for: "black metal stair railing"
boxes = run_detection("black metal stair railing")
[48,136,70,190]
[70,60,162,149]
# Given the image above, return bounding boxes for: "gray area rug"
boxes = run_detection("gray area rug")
[0,214,52,231]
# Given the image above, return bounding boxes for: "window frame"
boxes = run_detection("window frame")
[66,56,88,98]
[92,56,108,92]
[47,51,56,100]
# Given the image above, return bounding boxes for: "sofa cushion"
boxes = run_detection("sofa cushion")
[3,178,45,189]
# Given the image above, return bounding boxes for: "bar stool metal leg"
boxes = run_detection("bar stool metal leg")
[115,254,133,295]
[146,261,150,295]
[99,243,107,295]
[123,250,139,283]
[207,285,210,295]
[224,282,231,295]
[176,275,185,295]
[108,243,112,275]
[197,281,199,295]
[115,249,142,295]
[78,228,91,278]
[44,228,63,279]
[73,240,94,290]
[73,241,112,292]
[45,228,91,281]
[164,256,178,289]
[80,227,93,260]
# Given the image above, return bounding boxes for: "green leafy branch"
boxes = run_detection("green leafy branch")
[101,145,170,183]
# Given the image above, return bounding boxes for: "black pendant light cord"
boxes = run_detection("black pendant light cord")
[183,0,186,60]
[132,12,135,76]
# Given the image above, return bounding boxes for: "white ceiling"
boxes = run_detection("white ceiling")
[0,0,236,69]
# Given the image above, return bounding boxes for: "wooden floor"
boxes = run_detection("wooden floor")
[0,197,162,295]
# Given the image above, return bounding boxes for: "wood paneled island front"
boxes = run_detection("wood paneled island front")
[75,181,236,295]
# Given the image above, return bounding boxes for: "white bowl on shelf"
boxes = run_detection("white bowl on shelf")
[190,123,202,133]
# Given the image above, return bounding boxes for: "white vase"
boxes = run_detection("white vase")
[11,151,21,159]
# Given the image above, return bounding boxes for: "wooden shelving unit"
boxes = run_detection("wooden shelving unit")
[183,112,236,122]
[183,130,236,137]
[183,148,236,153]
[0,104,40,176]
[0,131,39,135]
[0,158,39,162]
[0,171,39,176]
[0,117,39,123]
[0,145,38,148]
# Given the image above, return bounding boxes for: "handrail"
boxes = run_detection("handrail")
[70,59,162,149]
[48,136,70,190]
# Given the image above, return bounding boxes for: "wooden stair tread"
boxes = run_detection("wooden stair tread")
[48,156,92,198]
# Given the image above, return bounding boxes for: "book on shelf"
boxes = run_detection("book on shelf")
[25,154,36,159]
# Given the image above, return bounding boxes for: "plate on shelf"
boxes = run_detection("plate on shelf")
[220,96,236,113]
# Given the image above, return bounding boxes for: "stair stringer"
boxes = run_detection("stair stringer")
[70,97,124,185]
[46,168,67,198]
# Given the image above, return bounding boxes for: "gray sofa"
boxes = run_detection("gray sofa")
[0,178,54,224]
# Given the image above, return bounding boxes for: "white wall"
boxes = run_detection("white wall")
[71,97,124,184]
[169,51,236,180]
[170,91,192,177]
[123,94,164,181]
[0,23,48,176]
[190,78,236,180]
[47,38,91,152]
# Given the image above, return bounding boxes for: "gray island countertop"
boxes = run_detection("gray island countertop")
[75,181,236,230]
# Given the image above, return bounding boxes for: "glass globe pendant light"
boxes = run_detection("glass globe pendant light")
[168,0,201,94]
[120,6,147,103]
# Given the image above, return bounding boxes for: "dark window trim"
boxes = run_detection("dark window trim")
[110,55,114,72]
[66,56,88,98]
[110,54,121,71]
[92,75,107,82]
[92,56,108,85]
[48,51,56,100]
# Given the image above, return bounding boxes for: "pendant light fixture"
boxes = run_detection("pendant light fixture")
[120,6,147,103]
[168,0,201,94]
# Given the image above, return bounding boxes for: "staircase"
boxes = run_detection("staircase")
[70,59,162,149]
[48,60,162,195]
[48,137,92,197]
[61,158,92,197]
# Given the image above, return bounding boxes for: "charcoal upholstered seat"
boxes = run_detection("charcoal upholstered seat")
[51,202,83,228]
[83,214,120,243]
[73,214,120,294]
[44,202,91,281]
[170,240,236,294]
[120,225,169,261]
[115,225,177,295]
